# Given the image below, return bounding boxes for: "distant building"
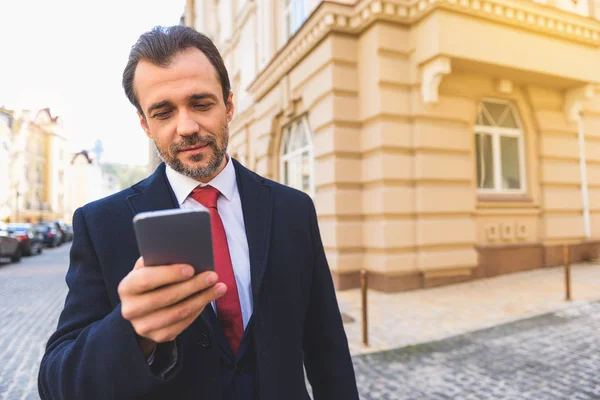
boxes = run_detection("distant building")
[6,108,68,223]
[184,0,600,291]
[39,109,69,223]
[68,150,119,222]
[0,109,13,222]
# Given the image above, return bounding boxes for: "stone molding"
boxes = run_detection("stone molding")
[564,84,595,122]
[421,56,451,104]
[247,0,600,100]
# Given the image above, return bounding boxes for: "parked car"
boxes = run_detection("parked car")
[63,224,74,242]
[34,222,63,248]
[7,223,44,256]
[0,223,22,262]
[56,221,73,242]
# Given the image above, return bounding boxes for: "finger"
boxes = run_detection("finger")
[123,271,220,320]
[142,312,201,344]
[133,257,144,270]
[133,283,226,340]
[120,264,197,296]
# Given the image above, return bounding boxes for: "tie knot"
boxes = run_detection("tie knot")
[190,185,221,209]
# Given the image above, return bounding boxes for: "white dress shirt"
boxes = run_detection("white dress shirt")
[165,156,253,329]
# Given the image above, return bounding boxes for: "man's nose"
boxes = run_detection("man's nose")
[176,111,200,136]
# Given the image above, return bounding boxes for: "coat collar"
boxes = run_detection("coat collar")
[126,163,178,215]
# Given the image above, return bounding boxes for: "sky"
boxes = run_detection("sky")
[0,0,186,166]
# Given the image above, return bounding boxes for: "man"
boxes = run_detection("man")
[38,25,359,400]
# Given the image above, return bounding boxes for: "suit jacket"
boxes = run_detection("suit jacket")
[38,160,359,400]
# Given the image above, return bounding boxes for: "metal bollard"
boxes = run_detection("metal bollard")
[564,245,571,301]
[360,269,369,347]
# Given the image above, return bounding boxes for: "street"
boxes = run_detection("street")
[352,302,600,399]
[1,246,599,399]
[0,245,70,400]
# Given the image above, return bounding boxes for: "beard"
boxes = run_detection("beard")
[154,125,229,180]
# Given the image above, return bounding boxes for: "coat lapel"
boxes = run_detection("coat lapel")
[232,159,273,303]
[126,163,178,215]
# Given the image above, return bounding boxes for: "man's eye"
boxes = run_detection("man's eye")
[154,111,171,119]
[194,104,212,110]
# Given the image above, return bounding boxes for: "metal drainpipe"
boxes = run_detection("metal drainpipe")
[577,113,591,238]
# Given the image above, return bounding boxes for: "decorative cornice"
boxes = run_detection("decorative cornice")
[247,0,600,100]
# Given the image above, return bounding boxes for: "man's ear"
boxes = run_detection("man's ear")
[226,92,235,123]
[138,112,152,138]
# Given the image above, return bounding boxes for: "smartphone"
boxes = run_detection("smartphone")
[133,208,214,274]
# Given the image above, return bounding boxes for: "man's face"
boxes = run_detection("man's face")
[134,48,234,181]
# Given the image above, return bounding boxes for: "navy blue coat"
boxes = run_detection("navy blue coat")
[38,160,359,400]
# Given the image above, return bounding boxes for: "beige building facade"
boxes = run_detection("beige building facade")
[4,109,69,223]
[0,110,13,221]
[184,0,600,291]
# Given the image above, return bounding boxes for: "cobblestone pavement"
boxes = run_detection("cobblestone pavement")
[339,262,600,355]
[1,246,599,399]
[352,301,600,400]
[0,245,70,400]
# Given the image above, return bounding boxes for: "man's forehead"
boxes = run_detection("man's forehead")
[134,48,221,106]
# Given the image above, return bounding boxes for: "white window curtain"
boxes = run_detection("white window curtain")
[280,116,314,197]
[475,100,527,194]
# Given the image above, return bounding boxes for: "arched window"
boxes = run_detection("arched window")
[280,116,314,196]
[475,100,526,193]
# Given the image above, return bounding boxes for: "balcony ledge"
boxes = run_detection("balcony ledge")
[247,0,600,101]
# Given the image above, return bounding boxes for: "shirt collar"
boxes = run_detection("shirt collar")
[165,155,236,206]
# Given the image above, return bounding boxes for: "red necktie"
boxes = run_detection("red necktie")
[190,186,243,355]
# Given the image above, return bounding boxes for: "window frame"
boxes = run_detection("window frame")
[283,0,308,39]
[475,99,527,195]
[280,116,315,197]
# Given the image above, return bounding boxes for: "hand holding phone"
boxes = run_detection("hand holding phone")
[118,257,226,351]
[117,208,224,351]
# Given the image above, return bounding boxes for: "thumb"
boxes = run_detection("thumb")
[133,256,145,270]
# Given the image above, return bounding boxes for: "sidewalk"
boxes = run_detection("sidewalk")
[337,262,600,356]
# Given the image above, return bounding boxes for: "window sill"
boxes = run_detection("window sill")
[476,194,539,210]
[475,193,540,210]
[477,193,531,203]
[476,194,540,214]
